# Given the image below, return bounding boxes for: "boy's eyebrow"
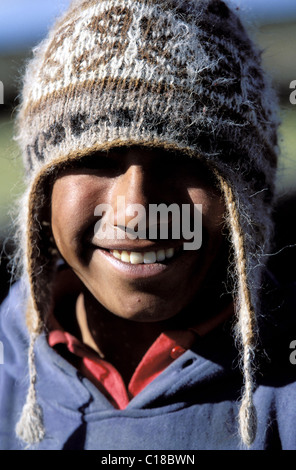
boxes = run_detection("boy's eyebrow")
[67,151,115,166]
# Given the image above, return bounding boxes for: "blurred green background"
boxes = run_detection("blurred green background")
[0,2,296,302]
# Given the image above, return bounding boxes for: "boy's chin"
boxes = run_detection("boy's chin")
[109,306,181,324]
[85,286,184,324]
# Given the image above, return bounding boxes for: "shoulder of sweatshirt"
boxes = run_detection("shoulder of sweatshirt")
[0,280,31,377]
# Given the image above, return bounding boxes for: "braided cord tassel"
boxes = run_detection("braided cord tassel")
[217,175,257,446]
[15,331,45,446]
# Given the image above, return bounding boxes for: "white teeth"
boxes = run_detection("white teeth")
[112,250,121,260]
[130,252,144,264]
[165,248,175,259]
[156,249,166,262]
[110,247,176,264]
[143,251,157,264]
[120,250,130,263]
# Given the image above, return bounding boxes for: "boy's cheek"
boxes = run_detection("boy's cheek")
[51,179,92,252]
[187,187,225,234]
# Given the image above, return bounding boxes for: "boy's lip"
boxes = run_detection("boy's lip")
[92,246,188,279]
[90,239,184,252]
[90,240,202,280]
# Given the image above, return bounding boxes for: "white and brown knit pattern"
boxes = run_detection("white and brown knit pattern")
[14,0,280,447]
[18,0,277,174]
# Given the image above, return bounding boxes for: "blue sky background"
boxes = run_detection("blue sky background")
[0,0,296,52]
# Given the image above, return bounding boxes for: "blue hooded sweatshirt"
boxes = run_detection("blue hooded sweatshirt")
[0,279,296,450]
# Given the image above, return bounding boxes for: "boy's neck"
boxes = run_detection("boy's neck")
[75,289,178,385]
[74,285,232,386]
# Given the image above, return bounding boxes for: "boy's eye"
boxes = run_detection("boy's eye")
[158,152,204,173]
[158,153,216,187]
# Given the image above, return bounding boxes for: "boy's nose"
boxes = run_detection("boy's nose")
[112,164,150,228]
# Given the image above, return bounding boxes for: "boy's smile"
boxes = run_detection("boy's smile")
[89,241,193,281]
[51,146,225,323]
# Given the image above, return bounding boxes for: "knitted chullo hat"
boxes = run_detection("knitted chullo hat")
[14,0,279,447]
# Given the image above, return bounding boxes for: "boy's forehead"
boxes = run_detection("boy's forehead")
[104,146,185,158]
[65,146,216,181]
[52,144,217,193]
[68,145,194,167]
[105,145,198,161]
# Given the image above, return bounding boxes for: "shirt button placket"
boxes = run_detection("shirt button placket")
[170,345,186,360]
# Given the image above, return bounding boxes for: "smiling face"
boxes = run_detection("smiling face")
[51,146,226,324]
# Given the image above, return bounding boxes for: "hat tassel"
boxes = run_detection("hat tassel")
[15,332,45,446]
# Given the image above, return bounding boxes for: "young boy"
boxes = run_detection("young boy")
[0,0,295,450]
